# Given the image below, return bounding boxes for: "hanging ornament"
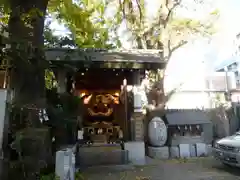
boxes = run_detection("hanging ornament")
[185,125,187,130]
[177,126,180,130]
[196,125,200,130]
[189,125,192,131]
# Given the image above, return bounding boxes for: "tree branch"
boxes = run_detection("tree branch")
[171,40,187,52]
[162,0,182,28]
[135,0,143,23]
[141,0,182,48]
[167,39,187,60]
[119,0,126,19]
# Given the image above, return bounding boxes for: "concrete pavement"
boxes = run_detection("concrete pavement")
[80,157,240,180]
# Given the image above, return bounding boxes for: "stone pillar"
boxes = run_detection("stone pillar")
[124,141,145,165]
[131,112,144,141]
[0,90,8,180]
[55,147,75,180]
[57,69,67,94]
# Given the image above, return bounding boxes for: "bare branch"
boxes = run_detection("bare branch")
[162,0,182,28]
[171,40,187,52]
[141,0,182,47]
[119,0,126,19]
[135,0,143,23]
[167,39,187,59]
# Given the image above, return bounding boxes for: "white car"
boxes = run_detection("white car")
[213,132,240,167]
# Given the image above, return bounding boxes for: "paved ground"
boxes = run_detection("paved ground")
[79,157,240,180]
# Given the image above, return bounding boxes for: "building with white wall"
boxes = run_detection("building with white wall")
[216,33,240,87]
[216,61,240,87]
[164,41,236,109]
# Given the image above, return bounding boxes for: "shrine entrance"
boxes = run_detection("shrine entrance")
[73,68,134,144]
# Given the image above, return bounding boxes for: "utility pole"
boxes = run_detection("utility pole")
[224,66,231,101]
[224,66,231,136]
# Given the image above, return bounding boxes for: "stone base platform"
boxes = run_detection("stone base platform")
[148,143,211,159]
[124,141,145,165]
[77,144,128,167]
[148,146,169,159]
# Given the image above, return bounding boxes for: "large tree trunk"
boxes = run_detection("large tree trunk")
[7,1,51,179]
[8,0,48,106]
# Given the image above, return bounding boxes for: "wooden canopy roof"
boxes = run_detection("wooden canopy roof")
[45,48,166,70]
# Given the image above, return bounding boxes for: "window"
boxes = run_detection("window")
[235,71,239,76]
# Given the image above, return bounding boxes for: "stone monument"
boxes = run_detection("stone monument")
[147,116,169,159]
[148,117,167,146]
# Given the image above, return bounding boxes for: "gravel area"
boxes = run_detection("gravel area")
[80,157,240,180]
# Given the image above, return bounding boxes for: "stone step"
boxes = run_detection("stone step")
[77,144,129,167]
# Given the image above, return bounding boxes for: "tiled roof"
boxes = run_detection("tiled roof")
[45,48,165,63]
[165,110,211,125]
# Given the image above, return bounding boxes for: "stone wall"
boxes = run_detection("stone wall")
[148,143,212,159]
[77,145,128,167]
[170,136,203,146]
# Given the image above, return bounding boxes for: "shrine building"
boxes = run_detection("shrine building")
[46,48,165,144]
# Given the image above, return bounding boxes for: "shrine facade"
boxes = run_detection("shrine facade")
[46,48,165,144]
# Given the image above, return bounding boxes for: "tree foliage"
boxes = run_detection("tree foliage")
[113,0,219,109]
[1,0,122,49]
[0,0,220,178]
[0,0,124,179]
[47,0,121,48]
[117,0,219,60]
[44,18,75,48]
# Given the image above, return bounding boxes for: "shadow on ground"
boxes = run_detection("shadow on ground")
[80,157,240,180]
[212,163,240,177]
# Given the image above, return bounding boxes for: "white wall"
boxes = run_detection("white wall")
[166,92,210,109]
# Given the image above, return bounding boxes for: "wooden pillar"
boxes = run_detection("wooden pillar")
[133,70,141,85]
[57,69,67,94]
[122,79,129,141]
[131,70,145,141]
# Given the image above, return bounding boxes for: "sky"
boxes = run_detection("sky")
[49,0,240,68]
[206,0,240,67]
[163,0,240,92]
